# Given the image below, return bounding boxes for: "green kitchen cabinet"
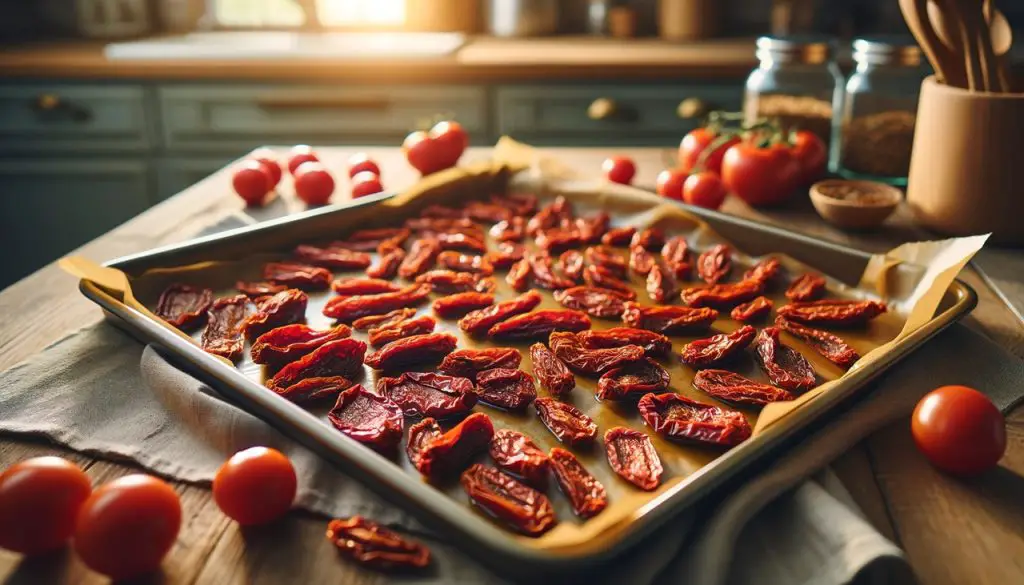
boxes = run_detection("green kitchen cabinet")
[156,156,236,201]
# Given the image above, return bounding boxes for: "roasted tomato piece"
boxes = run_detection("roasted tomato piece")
[681,279,764,309]
[432,292,495,318]
[377,372,476,418]
[776,317,860,369]
[529,343,576,396]
[696,244,732,285]
[638,392,752,447]
[754,327,816,392]
[243,289,307,339]
[490,193,538,216]
[458,290,542,336]
[437,251,494,276]
[601,226,635,247]
[549,331,644,376]
[679,325,757,368]
[294,245,372,270]
[326,516,430,570]
[352,308,417,332]
[534,398,597,446]
[621,302,717,335]
[596,358,670,400]
[549,448,607,519]
[366,245,406,280]
[526,197,571,237]
[535,227,585,254]
[156,284,213,329]
[235,281,287,298]
[583,265,635,299]
[439,347,522,381]
[323,283,431,322]
[731,296,773,322]
[475,368,537,411]
[406,418,443,473]
[268,338,368,391]
[556,250,585,282]
[631,228,665,251]
[505,258,532,292]
[272,376,355,404]
[744,257,781,286]
[364,333,458,372]
[251,324,351,369]
[460,464,556,536]
[786,273,827,302]
[604,427,663,491]
[344,227,411,247]
[368,315,436,348]
[488,310,591,341]
[489,217,526,242]
[489,430,550,487]
[331,278,401,296]
[629,246,656,276]
[527,251,576,290]
[486,242,525,269]
[692,369,795,407]
[661,236,691,279]
[646,264,677,304]
[465,200,512,223]
[584,246,627,277]
[415,270,485,294]
[412,413,494,477]
[577,328,669,358]
[327,385,404,451]
[264,262,331,290]
[776,299,887,327]
[398,238,442,279]
[572,212,610,244]
[435,233,487,254]
[201,294,250,360]
[553,286,631,319]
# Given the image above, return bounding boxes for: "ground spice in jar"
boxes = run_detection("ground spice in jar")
[747,94,834,144]
[840,110,916,178]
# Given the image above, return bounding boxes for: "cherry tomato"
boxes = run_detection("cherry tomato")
[351,171,384,199]
[911,385,1006,476]
[0,457,92,555]
[286,145,319,175]
[431,120,469,159]
[602,156,636,185]
[402,120,468,176]
[679,128,740,174]
[74,474,181,580]
[683,171,727,210]
[213,447,296,526]
[347,153,380,178]
[231,160,272,207]
[249,147,282,188]
[656,168,687,201]
[293,162,335,206]
[720,142,801,207]
[790,131,827,185]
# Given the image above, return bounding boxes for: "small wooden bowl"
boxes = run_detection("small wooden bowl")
[809,179,902,230]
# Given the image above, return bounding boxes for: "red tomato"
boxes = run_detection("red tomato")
[402,120,468,176]
[213,447,296,526]
[790,131,827,184]
[720,142,801,207]
[74,475,181,580]
[602,156,636,185]
[293,162,335,206]
[286,145,319,175]
[231,160,272,207]
[351,171,384,199]
[912,385,1006,476]
[679,128,740,174]
[656,168,687,201]
[249,147,282,188]
[347,153,380,178]
[431,120,469,158]
[683,171,727,210]
[0,457,92,555]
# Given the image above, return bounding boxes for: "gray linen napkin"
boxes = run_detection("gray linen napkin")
[1,320,1020,585]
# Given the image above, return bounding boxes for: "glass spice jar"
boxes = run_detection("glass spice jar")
[834,37,928,186]
[743,36,844,147]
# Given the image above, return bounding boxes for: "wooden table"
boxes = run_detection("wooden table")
[1,148,1021,585]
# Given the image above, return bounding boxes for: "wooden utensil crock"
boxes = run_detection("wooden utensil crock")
[907,76,1024,245]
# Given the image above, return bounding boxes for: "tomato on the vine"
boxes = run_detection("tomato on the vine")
[402,120,468,176]
[351,171,384,199]
[911,385,1006,476]
[231,160,272,207]
[683,171,727,210]
[602,156,636,185]
[347,153,380,178]
[286,145,319,175]
[293,162,335,206]
[790,130,827,185]
[0,457,92,555]
[679,128,740,174]
[656,168,687,201]
[213,447,296,526]
[721,142,801,207]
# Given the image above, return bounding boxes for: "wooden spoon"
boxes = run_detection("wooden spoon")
[929,0,1011,92]
[900,0,966,87]
[945,0,986,91]
[987,3,1013,91]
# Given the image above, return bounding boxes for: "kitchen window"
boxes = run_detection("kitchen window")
[211,0,406,28]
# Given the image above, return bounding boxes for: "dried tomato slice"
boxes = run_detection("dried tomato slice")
[535,227,585,254]
[251,324,351,369]
[661,236,691,279]
[294,245,372,270]
[201,294,250,360]
[156,284,213,330]
[549,448,607,519]
[776,317,860,369]
[680,325,757,368]
[364,333,458,372]
[465,200,513,223]
[505,258,531,292]
[413,413,495,477]
[754,327,816,392]
[398,238,442,279]
[696,244,732,285]
[488,310,591,341]
[638,392,752,447]
[439,347,522,381]
[578,327,672,357]
[323,283,431,322]
[731,296,774,323]
[366,245,406,280]
[406,418,443,473]
[352,308,417,332]
[776,299,887,327]
[432,292,495,318]
[596,358,670,400]
[744,257,781,286]
[486,242,525,269]
[534,398,597,446]
[368,315,436,348]
[553,286,631,319]
[526,196,573,237]
[490,217,526,242]
[631,228,665,251]
[235,281,287,298]
[583,265,635,299]
[415,270,486,294]
[584,246,628,277]
[527,251,576,290]
[604,427,663,491]
[490,193,538,216]
[629,246,656,276]
[331,278,401,296]
[692,369,795,407]
[264,262,331,290]
[475,368,537,411]
[268,338,368,392]
[328,385,404,451]
[436,233,487,254]
[437,251,495,276]
[460,464,556,536]
[489,430,550,487]
[529,343,576,396]
[621,302,718,335]
[243,289,307,339]
[549,331,645,376]
[458,290,542,336]
[646,264,677,304]
[377,372,476,418]
[601,226,635,247]
[326,516,430,571]
[786,273,827,302]
[345,227,411,246]
[556,249,585,283]
[572,212,610,244]
[271,375,354,404]
[681,279,764,309]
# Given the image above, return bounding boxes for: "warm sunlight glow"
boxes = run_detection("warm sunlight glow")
[317,0,406,26]
[215,0,306,27]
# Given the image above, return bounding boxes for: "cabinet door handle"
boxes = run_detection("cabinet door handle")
[587,98,618,121]
[31,94,91,122]
[257,97,392,111]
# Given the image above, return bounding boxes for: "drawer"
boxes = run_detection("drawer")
[496,84,742,146]
[159,84,489,151]
[0,84,152,153]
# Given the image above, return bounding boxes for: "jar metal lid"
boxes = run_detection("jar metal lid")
[852,36,922,66]
[756,35,835,64]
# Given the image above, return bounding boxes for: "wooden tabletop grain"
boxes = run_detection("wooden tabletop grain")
[0,148,1021,585]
